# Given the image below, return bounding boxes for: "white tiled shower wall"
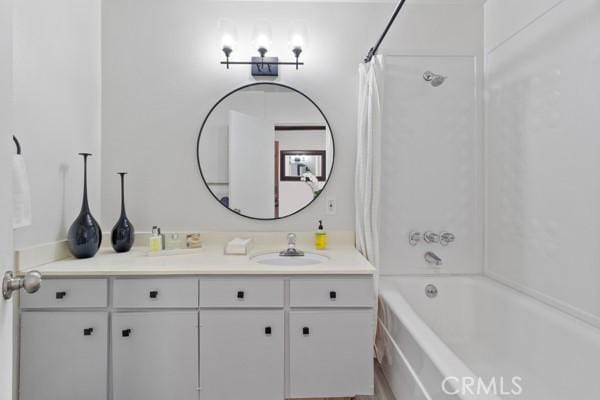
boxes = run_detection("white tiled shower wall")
[379,55,482,275]
[377,4,484,275]
[485,0,600,326]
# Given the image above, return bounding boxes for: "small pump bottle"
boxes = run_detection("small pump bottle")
[315,220,327,250]
[149,226,162,252]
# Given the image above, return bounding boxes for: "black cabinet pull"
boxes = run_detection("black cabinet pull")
[149,290,159,299]
[329,291,337,300]
[265,326,272,335]
[122,329,132,337]
[302,327,310,336]
[55,291,67,300]
[237,290,245,300]
[83,328,94,336]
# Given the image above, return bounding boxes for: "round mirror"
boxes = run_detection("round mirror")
[197,83,334,220]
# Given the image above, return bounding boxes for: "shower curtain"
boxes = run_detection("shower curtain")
[355,55,383,282]
[355,57,383,398]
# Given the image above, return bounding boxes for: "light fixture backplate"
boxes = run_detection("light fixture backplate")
[251,57,279,77]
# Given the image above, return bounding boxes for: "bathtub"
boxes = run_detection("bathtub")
[377,275,600,400]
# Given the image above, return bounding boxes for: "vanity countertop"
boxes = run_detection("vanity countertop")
[18,244,375,276]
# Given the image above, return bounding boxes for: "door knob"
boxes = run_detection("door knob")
[3,271,42,300]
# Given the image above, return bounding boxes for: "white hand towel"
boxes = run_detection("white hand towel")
[12,154,32,228]
[224,238,254,255]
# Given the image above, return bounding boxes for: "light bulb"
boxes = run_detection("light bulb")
[253,20,272,57]
[221,33,235,51]
[288,21,308,55]
[290,34,304,51]
[218,19,237,56]
[256,34,270,51]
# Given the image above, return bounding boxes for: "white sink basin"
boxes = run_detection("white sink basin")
[252,252,328,266]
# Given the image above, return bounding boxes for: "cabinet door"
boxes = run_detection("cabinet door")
[112,312,198,400]
[289,310,374,398]
[20,312,108,400]
[199,310,284,400]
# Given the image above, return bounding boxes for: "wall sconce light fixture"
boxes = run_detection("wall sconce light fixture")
[219,20,307,77]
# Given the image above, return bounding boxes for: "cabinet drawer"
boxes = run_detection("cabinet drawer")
[290,278,375,308]
[199,279,284,308]
[113,278,198,308]
[20,279,108,309]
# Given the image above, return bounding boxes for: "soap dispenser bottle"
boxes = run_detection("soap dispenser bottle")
[149,226,162,252]
[315,220,327,250]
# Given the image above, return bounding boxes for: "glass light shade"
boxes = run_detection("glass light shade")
[252,20,272,53]
[218,19,237,53]
[288,21,308,52]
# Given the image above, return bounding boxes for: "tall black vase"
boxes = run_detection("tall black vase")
[67,153,102,259]
[111,172,135,253]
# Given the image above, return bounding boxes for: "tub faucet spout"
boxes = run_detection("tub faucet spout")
[424,252,442,267]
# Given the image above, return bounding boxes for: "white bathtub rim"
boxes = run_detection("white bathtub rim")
[379,284,501,400]
[377,319,434,400]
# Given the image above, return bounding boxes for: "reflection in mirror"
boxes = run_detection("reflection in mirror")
[280,150,326,182]
[197,83,334,220]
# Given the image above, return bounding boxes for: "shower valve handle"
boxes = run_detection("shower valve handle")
[423,232,440,244]
[440,232,456,246]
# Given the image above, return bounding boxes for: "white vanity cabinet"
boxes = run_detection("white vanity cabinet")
[111,311,199,400]
[18,274,374,400]
[19,311,108,400]
[289,310,374,398]
[288,278,375,398]
[200,309,285,400]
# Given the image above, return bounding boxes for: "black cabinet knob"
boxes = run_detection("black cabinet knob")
[122,329,132,337]
[149,290,159,299]
[329,291,337,300]
[237,290,245,300]
[83,328,94,336]
[55,291,67,300]
[265,326,272,335]
[302,327,310,336]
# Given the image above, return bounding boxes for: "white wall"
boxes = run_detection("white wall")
[13,0,102,249]
[485,0,600,327]
[101,0,485,241]
[101,0,385,232]
[376,3,484,275]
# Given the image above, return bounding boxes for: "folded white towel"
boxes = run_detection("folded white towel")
[12,154,32,229]
[224,237,254,255]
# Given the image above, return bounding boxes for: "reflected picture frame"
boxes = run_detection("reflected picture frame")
[280,150,326,181]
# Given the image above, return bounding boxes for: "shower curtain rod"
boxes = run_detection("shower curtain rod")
[364,0,408,63]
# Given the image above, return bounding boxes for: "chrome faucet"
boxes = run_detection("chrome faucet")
[280,233,304,257]
[424,252,442,267]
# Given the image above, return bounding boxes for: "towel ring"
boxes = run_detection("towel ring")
[13,135,21,155]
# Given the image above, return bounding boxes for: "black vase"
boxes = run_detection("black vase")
[67,153,102,259]
[111,172,135,253]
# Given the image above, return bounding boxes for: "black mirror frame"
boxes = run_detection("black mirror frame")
[196,82,335,221]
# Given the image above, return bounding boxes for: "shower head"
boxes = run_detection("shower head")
[423,71,447,87]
